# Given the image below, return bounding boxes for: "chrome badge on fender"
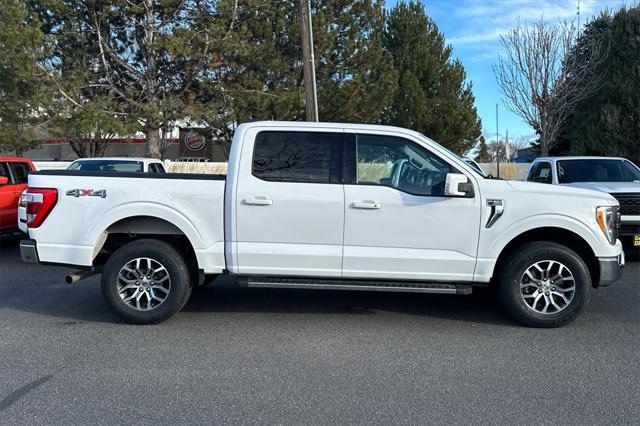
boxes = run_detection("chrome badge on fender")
[66,189,107,198]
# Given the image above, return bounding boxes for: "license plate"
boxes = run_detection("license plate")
[634,234,640,247]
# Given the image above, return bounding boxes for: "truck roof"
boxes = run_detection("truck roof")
[70,157,161,163]
[239,120,425,135]
[533,156,628,162]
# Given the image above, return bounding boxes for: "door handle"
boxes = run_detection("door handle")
[243,196,273,206]
[352,201,382,210]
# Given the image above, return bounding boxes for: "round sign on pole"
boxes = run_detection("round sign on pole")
[184,132,206,152]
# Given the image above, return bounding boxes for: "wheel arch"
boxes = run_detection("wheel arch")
[92,215,200,279]
[492,227,600,288]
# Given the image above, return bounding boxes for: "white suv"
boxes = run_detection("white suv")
[526,156,640,248]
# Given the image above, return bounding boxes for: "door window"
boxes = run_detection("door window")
[355,134,451,196]
[252,131,343,184]
[528,162,552,184]
[149,163,165,173]
[9,162,30,184]
[0,163,10,183]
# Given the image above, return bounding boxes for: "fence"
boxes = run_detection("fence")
[33,160,530,181]
[478,163,529,180]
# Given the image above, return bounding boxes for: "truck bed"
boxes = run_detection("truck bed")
[24,170,227,273]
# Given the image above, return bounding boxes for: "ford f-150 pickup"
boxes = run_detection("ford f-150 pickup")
[19,122,625,327]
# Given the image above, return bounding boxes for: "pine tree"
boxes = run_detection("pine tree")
[558,7,640,164]
[475,136,491,163]
[313,0,396,123]
[382,1,481,154]
[0,0,49,156]
[34,0,220,158]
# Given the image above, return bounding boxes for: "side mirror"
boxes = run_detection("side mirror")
[445,173,474,197]
[0,176,8,185]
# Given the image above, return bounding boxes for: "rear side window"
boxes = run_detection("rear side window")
[527,162,552,184]
[68,160,143,172]
[9,162,30,184]
[149,163,165,173]
[252,131,343,184]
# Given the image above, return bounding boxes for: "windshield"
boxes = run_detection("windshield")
[68,160,144,173]
[464,159,487,176]
[557,159,640,183]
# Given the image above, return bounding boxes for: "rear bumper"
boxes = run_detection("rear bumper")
[20,239,39,263]
[597,252,625,287]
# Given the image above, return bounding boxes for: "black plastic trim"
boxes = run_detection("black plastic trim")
[597,256,623,287]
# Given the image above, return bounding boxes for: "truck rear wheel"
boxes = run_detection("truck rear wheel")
[497,242,591,328]
[101,239,192,324]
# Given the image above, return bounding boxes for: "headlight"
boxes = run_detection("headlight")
[596,206,620,245]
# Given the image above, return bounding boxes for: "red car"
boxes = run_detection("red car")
[0,157,35,232]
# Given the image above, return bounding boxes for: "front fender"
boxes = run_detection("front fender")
[487,213,609,258]
[473,213,620,283]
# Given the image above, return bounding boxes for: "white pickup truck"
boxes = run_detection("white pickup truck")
[20,122,625,327]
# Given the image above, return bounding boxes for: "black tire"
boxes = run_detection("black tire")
[497,242,591,328]
[101,239,192,324]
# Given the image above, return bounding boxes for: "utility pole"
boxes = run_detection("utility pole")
[496,103,500,178]
[505,129,509,162]
[300,0,319,122]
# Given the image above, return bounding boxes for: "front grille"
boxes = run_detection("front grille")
[611,193,640,216]
[619,223,640,237]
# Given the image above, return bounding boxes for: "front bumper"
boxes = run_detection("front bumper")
[20,239,39,264]
[597,252,625,287]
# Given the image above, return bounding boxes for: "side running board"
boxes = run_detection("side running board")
[243,277,472,295]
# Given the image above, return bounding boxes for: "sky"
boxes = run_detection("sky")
[391,0,631,144]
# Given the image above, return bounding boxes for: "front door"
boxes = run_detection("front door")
[342,133,482,282]
[234,129,346,277]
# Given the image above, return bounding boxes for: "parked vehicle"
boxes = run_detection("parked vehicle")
[526,157,640,248]
[67,157,166,173]
[0,157,35,233]
[19,122,624,327]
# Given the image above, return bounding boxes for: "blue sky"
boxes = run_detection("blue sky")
[391,0,631,144]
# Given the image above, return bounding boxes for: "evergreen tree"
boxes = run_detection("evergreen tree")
[558,7,640,164]
[0,0,49,155]
[313,0,396,123]
[382,1,481,154]
[34,0,220,158]
[475,136,491,163]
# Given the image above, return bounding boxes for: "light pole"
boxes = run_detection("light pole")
[496,103,500,178]
[300,0,319,122]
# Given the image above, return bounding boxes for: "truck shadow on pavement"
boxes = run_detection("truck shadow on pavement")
[0,235,516,327]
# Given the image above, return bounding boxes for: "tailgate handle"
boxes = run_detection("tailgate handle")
[352,201,382,210]
[243,196,273,206]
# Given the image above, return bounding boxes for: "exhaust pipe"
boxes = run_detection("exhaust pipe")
[65,270,96,284]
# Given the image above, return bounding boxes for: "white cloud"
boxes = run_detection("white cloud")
[447,0,626,46]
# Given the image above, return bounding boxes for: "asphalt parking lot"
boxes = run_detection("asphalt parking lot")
[0,235,638,424]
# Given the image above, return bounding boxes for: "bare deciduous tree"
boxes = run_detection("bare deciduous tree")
[493,19,606,156]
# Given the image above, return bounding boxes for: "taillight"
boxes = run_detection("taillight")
[24,188,58,228]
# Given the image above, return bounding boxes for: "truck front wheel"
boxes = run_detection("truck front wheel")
[497,242,591,328]
[101,239,192,324]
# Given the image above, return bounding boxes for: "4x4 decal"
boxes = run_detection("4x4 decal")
[66,189,107,198]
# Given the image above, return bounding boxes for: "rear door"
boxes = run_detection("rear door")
[233,128,346,277]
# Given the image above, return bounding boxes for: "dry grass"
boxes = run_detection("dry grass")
[478,163,529,180]
[357,162,391,183]
[166,162,228,175]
